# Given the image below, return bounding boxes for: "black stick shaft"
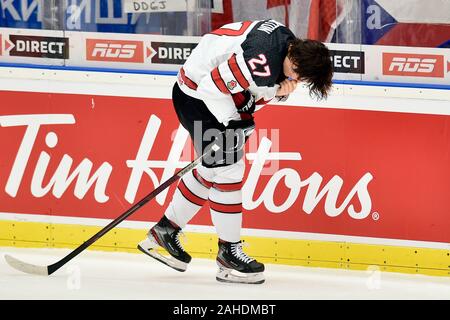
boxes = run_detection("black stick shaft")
[47,148,212,275]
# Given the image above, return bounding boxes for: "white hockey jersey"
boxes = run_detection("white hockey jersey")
[177,19,295,125]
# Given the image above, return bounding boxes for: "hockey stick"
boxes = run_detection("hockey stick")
[4,143,220,276]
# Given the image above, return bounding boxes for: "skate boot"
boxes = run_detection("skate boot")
[137,216,191,272]
[216,239,265,284]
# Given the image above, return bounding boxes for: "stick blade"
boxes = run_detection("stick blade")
[4,254,49,276]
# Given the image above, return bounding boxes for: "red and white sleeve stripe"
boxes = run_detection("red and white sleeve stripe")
[210,53,252,95]
[196,53,254,123]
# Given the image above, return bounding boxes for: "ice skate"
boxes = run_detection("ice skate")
[216,240,265,284]
[137,216,191,272]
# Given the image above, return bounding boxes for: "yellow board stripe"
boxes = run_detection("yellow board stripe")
[1,220,449,277]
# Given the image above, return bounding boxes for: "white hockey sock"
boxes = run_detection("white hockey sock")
[164,168,212,228]
[209,180,243,243]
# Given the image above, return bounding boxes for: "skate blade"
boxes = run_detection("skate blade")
[216,262,265,284]
[137,238,188,272]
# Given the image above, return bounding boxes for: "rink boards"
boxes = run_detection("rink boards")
[0,67,449,276]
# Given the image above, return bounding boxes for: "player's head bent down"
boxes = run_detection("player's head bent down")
[283,39,333,100]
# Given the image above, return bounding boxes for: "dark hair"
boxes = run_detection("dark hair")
[288,39,333,100]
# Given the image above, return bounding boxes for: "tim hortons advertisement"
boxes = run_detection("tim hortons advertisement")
[0,91,449,243]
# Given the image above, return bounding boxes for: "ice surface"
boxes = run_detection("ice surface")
[1,247,449,300]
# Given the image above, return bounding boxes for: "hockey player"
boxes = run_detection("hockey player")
[138,19,333,284]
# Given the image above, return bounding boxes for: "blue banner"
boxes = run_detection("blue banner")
[0,0,42,29]
[0,0,187,35]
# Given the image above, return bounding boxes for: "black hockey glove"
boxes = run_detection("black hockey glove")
[202,118,255,168]
[223,118,255,153]
[232,91,256,115]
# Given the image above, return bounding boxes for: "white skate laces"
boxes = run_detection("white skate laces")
[137,227,191,272]
[175,230,187,252]
[216,240,265,284]
[231,241,254,264]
